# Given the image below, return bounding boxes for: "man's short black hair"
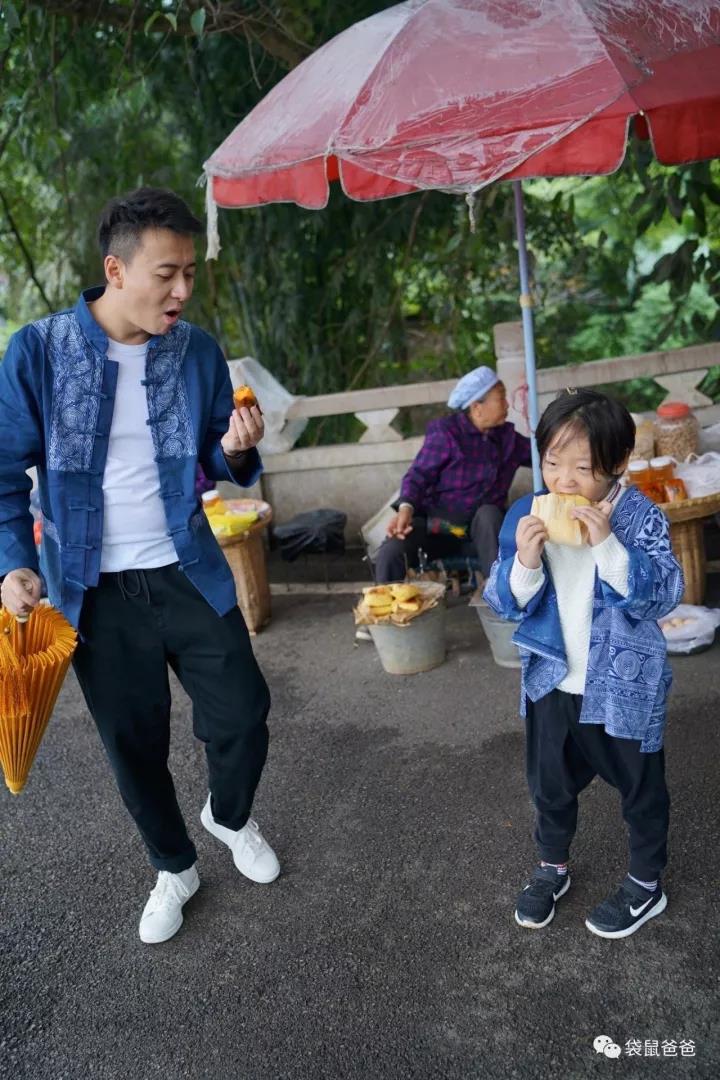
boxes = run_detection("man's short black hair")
[97,187,203,263]
[536,388,635,479]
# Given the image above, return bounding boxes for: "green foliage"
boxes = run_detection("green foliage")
[1,1,719,447]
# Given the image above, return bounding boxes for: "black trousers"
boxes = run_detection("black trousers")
[73,564,271,873]
[525,689,669,880]
[374,504,504,584]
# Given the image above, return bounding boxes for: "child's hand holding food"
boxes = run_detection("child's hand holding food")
[516,515,548,569]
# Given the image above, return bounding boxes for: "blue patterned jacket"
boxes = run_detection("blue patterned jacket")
[483,487,684,752]
[0,287,261,629]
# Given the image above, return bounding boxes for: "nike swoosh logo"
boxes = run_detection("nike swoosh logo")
[630,897,655,917]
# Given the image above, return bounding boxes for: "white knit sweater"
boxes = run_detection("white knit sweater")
[509,531,630,694]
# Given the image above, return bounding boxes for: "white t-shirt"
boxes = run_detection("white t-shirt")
[100,338,179,572]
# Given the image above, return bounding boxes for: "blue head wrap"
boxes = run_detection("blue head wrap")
[447,367,499,410]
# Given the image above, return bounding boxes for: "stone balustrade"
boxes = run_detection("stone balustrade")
[225,323,720,540]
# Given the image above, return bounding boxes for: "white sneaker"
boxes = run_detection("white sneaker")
[138,865,200,944]
[355,627,373,642]
[201,796,280,884]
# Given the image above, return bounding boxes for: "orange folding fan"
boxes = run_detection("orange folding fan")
[0,605,77,795]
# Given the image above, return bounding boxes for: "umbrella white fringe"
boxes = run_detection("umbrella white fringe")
[204,174,221,261]
[465,191,477,233]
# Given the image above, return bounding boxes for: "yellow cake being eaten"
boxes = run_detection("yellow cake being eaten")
[530,493,591,546]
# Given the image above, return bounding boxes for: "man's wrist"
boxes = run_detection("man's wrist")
[223,447,248,460]
[398,501,414,513]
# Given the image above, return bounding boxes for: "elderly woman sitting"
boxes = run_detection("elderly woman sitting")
[374,366,531,585]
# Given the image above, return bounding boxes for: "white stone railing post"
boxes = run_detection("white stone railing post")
[654,372,713,407]
[354,408,403,443]
[493,321,531,436]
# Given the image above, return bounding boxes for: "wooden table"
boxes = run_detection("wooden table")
[658,492,720,605]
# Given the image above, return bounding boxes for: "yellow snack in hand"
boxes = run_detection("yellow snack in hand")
[530,493,591,546]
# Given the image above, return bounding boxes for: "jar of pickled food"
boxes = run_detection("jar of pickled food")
[202,489,224,512]
[626,459,662,501]
[643,457,690,503]
[661,477,688,503]
[649,456,675,484]
[630,417,655,460]
[649,456,688,503]
[653,402,699,461]
[626,459,651,484]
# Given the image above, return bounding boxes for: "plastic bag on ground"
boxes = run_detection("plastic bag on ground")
[659,604,720,654]
[273,509,347,562]
[227,357,307,454]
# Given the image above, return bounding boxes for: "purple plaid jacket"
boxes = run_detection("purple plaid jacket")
[399,412,531,522]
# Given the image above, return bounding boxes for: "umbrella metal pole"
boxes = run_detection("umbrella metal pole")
[512,181,542,492]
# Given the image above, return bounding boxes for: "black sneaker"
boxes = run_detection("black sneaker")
[585,876,667,939]
[515,864,571,929]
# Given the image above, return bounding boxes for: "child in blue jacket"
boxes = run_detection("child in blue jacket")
[484,389,684,938]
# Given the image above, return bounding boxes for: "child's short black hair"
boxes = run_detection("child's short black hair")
[97,187,202,262]
[536,388,635,479]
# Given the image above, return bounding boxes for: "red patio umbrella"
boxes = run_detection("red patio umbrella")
[203,0,720,484]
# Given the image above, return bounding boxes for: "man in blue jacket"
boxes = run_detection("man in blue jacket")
[0,188,279,943]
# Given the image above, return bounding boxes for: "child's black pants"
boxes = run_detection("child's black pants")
[525,688,669,880]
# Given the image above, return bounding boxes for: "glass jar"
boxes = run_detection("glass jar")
[662,477,688,503]
[626,459,662,501]
[653,402,699,461]
[631,417,655,461]
[627,459,651,485]
[649,456,674,484]
[202,489,224,513]
[649,456,688,503]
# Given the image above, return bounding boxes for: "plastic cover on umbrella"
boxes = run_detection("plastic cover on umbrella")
[205,0,720,215]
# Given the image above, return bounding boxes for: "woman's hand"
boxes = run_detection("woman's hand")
[386,506,414,538]
[571,500,612,546]
[221,405,265,456]
[515,515,548,569]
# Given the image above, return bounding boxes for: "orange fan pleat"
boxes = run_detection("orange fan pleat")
[0,606,77,795]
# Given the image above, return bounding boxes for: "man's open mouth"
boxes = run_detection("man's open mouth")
[162,308,181,325]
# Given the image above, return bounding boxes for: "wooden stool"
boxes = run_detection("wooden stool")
[659,492,720,605]
[218,500,272,634]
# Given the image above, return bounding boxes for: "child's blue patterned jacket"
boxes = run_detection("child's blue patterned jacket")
[0,288,261,629]
[483,487,684,752]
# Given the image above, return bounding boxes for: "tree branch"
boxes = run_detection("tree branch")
[50,15,74,238]
[0,189,54,313]
[40,1,311,67]
[0,32,75,170]
[649,301,684,352]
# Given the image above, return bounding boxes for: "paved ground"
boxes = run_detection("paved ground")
[1,589,719,1080]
